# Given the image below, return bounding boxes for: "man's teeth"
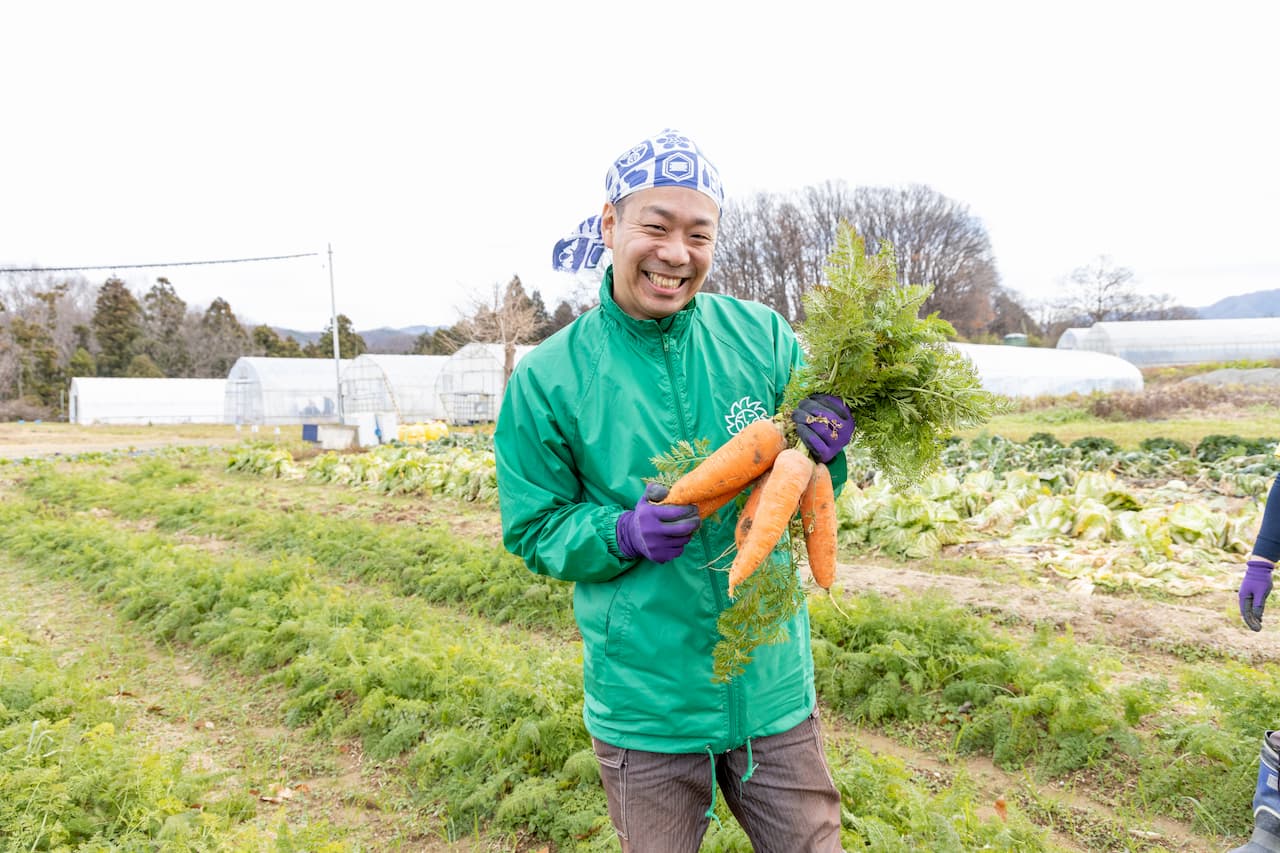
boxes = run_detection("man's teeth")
[648,273,683,290]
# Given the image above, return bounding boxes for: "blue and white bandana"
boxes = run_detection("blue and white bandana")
[552,129,723,274]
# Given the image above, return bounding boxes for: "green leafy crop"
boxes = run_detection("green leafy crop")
[783,223,1006,489]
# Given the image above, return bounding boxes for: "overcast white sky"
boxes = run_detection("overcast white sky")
[3,1,1278,332]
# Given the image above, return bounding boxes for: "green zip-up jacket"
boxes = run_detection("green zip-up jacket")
[494,270,847,754]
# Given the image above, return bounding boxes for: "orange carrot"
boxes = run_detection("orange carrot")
[694,485,742,520]
[734,470,772,551]
[798,462,837,589]
[662,418,786,507]
[728,448,814,596]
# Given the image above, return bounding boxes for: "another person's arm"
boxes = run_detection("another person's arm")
[1239,475,1280,631]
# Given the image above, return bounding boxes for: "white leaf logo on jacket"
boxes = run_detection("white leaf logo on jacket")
[724,397,770,434]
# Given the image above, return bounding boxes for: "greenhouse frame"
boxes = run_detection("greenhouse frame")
[1064,318,1280,366]
[1054,328,1090,350]
[68,377,228,425]
[224,357,353,425]
[950,343,1143,398]
[340,354,450,422]
[436,342,537,424]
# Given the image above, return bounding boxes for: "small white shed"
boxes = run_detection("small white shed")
[340,354,450,422]
[224,357,353,425]
[950,343,1144,398]
[436,342,537,424]
[68,377,227,425]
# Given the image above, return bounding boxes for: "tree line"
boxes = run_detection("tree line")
[0,271,586,419]
[1,181,1194,420]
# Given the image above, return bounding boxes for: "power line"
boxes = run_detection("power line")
[0,252,320,274]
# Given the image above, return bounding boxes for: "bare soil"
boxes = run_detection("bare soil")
[0,422,258,459]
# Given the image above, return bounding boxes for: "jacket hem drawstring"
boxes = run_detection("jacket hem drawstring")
[705,738,759,825]
[703,746,722,826]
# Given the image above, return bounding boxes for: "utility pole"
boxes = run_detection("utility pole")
[328,243,344,421]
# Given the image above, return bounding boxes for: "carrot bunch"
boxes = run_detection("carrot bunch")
[650,222,1003,681]
[661,416,838,597]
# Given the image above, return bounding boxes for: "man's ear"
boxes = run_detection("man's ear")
[600,202,617,249]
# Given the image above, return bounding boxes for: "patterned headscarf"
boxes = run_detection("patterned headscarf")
[552,129,723,274]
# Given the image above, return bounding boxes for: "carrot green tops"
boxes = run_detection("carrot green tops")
[494,269,847,754]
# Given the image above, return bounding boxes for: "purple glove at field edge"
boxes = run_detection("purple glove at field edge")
[616,482,701,563]
[792,393,855,464]
[1239,558,1274,632]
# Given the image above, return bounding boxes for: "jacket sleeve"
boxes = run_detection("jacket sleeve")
[494,362,639,584]
[1254,475,1280,563]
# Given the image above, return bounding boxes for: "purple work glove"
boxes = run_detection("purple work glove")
[792,394,855,464]
[616,482,701,563]
[1239,559,1275,632]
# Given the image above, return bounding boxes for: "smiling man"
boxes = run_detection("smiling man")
[495,129,853,852]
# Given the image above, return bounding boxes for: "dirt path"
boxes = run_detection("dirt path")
[0,423,268,459]
[834,559,1280,666]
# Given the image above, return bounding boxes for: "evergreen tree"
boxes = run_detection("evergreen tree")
[190,297,251,377]
[412,325,466,355]
[68,347,96,378]
[8,316,63,404]
[304,314,366,359]
[125,353,166,377]
[546,301,577,337]
[141,278,191,376]
[251,324,304,357]
[91,278,143,377]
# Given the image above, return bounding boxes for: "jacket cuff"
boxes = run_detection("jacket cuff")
[598,508,632,561]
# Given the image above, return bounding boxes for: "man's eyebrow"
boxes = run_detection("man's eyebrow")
[637,204,717,228]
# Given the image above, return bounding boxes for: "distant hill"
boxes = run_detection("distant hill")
[272,325,436,354]
[360,326,432,353]
[1196,288,1280,319]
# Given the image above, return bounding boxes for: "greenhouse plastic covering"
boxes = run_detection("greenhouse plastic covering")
[340,354,450,421]
[69,377,227,425]
[436,342,536,424]
[950,343,1143,398]
[1063,318,1280,366]
[224,357,353,425]
[1055,328,1090,350]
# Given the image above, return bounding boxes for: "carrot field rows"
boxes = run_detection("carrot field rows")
[1,414,1277,851]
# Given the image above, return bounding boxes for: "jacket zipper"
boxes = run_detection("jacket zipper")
[660,329,741,750]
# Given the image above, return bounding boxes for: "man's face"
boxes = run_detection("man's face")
[601,186,719,321]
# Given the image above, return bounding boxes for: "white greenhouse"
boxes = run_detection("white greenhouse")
[224,357,353,426]
[1064,318,1280,366]
[950,343,1144,398]
[340,354,450,422]
[437,342,537,424]
[1055,328,1090,350]
[68,377,228,425]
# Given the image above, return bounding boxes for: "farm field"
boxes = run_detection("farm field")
[2,388,1279,852]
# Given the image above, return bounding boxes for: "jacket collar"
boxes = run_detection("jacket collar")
[598,266,697,343]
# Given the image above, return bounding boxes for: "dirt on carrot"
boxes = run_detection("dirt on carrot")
[662,419,786,507]
[728,448,814,596]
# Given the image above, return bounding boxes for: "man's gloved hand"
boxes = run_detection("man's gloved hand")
[1239,558,1274,631]
[616,482,701,563]
[792,394,854,464]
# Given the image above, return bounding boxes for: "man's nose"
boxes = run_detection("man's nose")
[656,233,690,266]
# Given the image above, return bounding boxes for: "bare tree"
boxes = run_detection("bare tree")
[709,182,1001,336]
[1056,256,1142,324]
[466,275,542,390]
[847,184,998,337]
[1052,256,1194,325]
